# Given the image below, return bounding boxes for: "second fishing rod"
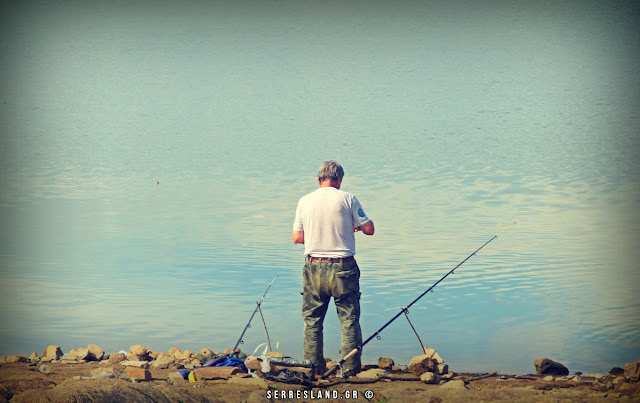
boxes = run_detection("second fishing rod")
[322,222,516,379]
[228,275,277,358]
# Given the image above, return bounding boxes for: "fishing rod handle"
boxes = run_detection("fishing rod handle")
[321,364,340,379]
[321,347,359,379]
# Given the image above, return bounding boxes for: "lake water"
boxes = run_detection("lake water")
[1,1,639,375]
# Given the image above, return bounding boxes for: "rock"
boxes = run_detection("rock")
[150,354,176,369]
[126,353,148,362]
[543,375,554,381]
[29,352,40,362]
[534,358,569,375]
[1,355,28,363]
[193,366,243,380]
[436,364,449,375]
[121,360,151,369]
[68,348,90,361]
[167,372,186,385]
[42,345,63,361]
[129,344,150,356]
[420,372,440,384]
[423,347,444,364]
[39,364,52,373]
[440,379,468,390]
[266,351,285,357]
[356,368,387,380]
[175,350,195,361]
[378,357,394,369]
[169,347,181,358]
[87,344,105,361]
[610,367,625,375]
[245,357,263,371]
[125,367,151,381]
[409,355,435,376]
[108,352,126,364]
[199,348,213,356]
[624,360,640,382]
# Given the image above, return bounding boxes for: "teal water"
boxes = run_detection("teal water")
[1,1,639,375]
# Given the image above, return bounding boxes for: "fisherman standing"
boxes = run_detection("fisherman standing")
[292,161,375,377]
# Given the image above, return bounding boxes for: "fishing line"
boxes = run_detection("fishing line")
[322,222,516,378]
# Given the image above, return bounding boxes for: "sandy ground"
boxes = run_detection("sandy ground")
[1,362,639,402]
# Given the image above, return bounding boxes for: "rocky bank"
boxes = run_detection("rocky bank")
[1,344,639,402]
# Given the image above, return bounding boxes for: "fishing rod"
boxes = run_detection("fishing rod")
[322,222,516,378]
[228,275,278,357]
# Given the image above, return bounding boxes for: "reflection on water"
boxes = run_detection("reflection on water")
[1,1,638,375]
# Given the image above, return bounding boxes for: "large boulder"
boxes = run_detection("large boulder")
[87,344,105,361]
[128,345,150,361]
[624,360,640,382]
[534,358,569,375]
[41,345,63,362]
[0,355,28,363]
[68,348,90,361]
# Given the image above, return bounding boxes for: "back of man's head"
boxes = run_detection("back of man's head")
[317,161,344,182]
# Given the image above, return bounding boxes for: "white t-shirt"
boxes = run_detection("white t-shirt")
[293,187,371,258]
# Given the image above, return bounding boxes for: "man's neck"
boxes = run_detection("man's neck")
[319,178,341,189]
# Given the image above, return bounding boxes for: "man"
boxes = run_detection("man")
[292,160,374,377]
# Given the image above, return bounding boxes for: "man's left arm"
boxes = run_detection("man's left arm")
[352,196,374,235]
[357,220,375,235]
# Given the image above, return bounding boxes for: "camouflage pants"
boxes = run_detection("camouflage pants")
[302,257,362,373]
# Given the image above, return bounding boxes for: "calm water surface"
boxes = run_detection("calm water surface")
[1,1,638,374]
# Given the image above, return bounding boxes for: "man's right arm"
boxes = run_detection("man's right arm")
[292,231,305,244]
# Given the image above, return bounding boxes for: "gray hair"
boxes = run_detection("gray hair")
[317,160,344,181]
